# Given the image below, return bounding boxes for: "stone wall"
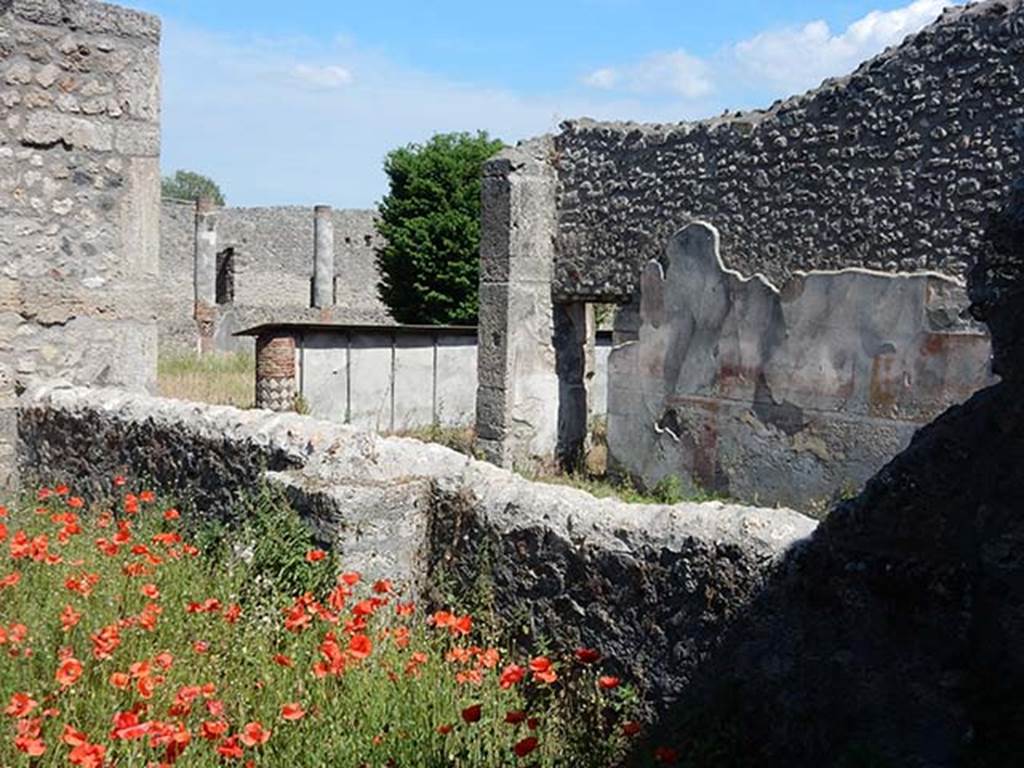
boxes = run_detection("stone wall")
[478,0,1024,473]
[17,381,815,707]
[638,178,1024,768]
[609,222,994,510]
[0,0,161,491]
[158,201,392,353]
[553,0,1024,300]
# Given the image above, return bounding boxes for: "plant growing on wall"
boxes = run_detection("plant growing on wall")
[161,170,226,206]
[375,132,504,325]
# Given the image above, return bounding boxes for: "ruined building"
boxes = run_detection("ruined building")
[476,0,1024,507]
[4,0,1024,763]
[158,200,390,354]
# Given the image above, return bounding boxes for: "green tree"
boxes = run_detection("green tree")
[161,169,226,205]
[375,131,504,325]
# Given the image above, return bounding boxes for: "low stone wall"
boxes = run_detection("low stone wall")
[16,382,815,707]
[609,222,994,510]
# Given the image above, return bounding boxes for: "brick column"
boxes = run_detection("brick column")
[475,139,560,468]
[255,333,297,412]
[194,197,218,354]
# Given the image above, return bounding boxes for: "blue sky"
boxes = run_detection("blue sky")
[123,0,964,208]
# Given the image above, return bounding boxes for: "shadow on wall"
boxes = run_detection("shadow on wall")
[607,222,994,513]
[633,179,1024,768]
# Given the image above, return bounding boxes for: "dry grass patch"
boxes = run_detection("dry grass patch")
[157,351,254,409]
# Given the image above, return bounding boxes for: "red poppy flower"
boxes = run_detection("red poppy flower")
[62,725,88,747]
[68,741,105,768]
[4,692,37,718]
[622,721,642,737]
[514,736,540,758]
[505,710,527,724]
[575,647,601,664]
[281,702,305,721]
[141,583,160,599]
[306,549,327,563]
[15,735,45,757]
[0,571,21,589]
[273,653,294,668]
[598,675,621,690]
[529,656,558,684]
[60,604,82,631]
[348,633,372,659]
[436,723,454,735]
[56,656,83,688]
[163,508,180,520]
[201,720,229,741]
[461,704,482,724]
[217,735,244,758]
[654,746,680,764]
[499,664,525,689]
[240,721,271,747]
[109,672,130,690]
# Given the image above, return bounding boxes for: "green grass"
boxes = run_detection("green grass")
[0,482,658,767]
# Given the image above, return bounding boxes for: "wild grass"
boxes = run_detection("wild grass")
[157,351,254,409]
[0,481,660,767]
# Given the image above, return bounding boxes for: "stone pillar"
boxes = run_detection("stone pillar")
[255,332,297,412]
[555,302,593,471]
[475,138,560,468]
[312,205,335,308]
[194,197,219,354]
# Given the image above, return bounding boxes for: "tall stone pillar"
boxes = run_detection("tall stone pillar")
[475,138,560,468]
[194,197,219,354]
[255,332,297,412]
[555,301,593,471]
[312,205,335,308]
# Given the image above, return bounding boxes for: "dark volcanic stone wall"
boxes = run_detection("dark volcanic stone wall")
[554,0,1024,300]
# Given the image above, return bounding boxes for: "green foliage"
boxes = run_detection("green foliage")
[161,169,226,205]
[0,483,646,767]
[526,471,732,506]
[196,486,337,609]
[375,132,504,325]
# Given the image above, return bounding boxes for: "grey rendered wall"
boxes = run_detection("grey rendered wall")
[296,328,608,434]
[553,0,1024,300]
[608,223,994,511]
[0,0,161,491]
[297,330,480,431]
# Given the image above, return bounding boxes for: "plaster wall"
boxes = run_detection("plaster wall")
[608,223,994,510]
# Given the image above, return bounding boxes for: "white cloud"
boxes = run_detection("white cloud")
[732,0,949,92]
[582,0,958,102]
[158,21,703,208]
[583,67,619,90]
[292,64,353,89]
[583,50,713,98]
